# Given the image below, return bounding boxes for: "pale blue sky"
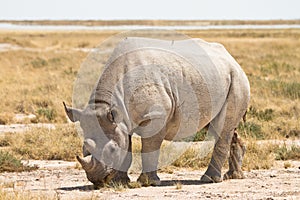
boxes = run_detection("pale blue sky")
[0,0,299,20]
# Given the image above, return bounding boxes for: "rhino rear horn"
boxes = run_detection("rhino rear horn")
[63,102,82,122]
[84,138,97,154]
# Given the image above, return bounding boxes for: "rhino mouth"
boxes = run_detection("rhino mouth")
[77,155,117,187]
[89,167,117,187]
[103,168,117,183]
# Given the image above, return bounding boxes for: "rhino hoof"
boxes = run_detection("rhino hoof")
[137,172,161,186]
[223,170,245,180]
[200,174,222,183]
[111,171,130,185]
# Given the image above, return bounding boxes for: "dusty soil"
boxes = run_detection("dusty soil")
[0,160,299,200]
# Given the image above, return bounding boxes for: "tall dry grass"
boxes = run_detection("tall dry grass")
[0,124,81,162]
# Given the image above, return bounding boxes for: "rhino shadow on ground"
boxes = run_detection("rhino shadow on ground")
[58,180,207,191]
[160,179,206,186]
[58,184,95,191]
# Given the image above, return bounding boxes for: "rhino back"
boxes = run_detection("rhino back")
[92,37,248,139]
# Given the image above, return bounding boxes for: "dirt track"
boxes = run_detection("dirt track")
[0,160,299,200]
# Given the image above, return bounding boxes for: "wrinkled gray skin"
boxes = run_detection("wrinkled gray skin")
[64,37,250,187]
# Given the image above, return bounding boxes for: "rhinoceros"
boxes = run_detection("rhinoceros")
[64,37,250,187]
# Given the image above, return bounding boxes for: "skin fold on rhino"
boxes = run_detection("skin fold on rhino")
[64,37,250,187]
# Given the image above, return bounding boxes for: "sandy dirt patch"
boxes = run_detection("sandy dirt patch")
[0,160,299,200]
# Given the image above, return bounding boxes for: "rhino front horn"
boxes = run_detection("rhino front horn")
[76,155,93,171]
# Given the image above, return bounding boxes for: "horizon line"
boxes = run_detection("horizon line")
[1,18,300,21]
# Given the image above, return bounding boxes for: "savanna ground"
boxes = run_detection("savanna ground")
[0,25,300,199]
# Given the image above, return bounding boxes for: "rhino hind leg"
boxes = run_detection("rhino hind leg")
[223,130,246,180]
[201,80,249,183]
[200,108,235,183]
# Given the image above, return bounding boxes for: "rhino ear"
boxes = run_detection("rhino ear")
[63,102,82,122]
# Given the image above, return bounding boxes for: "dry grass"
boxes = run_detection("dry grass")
[1,29,299,140]
[0,125,298,174]
[127,181,142,189]
[243,141,277,171]
[109,181,128,192]
[174,182,182,190]
[172,147,212,170]
[0,187,58,200]
[0,30,115,124]
[1,124,81,161]
[0,28,299,173]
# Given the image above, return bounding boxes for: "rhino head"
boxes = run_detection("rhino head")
[63,102,129,187]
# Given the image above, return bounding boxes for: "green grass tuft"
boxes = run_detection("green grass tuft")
[238,122,265,140]
[248,106,275,122]
[0,151,37,172]
[274,144,300,160]
[31,57,48,68]
[37,107,56,121]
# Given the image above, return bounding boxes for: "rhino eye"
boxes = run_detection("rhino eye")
[107,110,115,123]
[107,108,121,123]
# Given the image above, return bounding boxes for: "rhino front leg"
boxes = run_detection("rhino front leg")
[137,133,164,186]
[111,135,132,184]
